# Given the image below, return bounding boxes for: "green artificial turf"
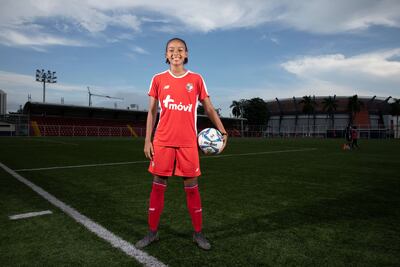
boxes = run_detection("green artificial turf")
[0,137,399,266]
[0,167,141,267]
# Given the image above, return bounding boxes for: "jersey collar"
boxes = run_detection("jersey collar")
[168,69,190,78]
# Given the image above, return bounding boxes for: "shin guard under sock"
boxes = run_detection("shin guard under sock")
[185,185,203,232]
[148,182,167,231]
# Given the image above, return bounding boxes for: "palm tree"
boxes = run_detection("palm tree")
[390,98,400,138]
[300,95,317,136]
[347,94,364,124]
[230,100,241,118]
[230,100,244,118]
[322,95,338,129]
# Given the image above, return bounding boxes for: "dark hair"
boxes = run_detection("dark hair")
[165,37,188,64]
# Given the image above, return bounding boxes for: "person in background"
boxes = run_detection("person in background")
[351,125,359,149]
[345,123,352,149]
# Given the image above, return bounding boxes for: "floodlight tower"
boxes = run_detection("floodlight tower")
[36,69,57,103]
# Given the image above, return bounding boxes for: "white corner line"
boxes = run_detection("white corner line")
[9,210,53,220]
[0,161,166,267]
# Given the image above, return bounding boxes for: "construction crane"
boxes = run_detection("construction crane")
[87,87,124,107]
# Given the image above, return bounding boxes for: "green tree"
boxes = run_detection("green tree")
[322,95,338,129]
[230,100,242,118]
[390,98,400,138]
[241,97,269,125]
[347,94,364,124]
[243,97,269,125]
[300,95,317,135]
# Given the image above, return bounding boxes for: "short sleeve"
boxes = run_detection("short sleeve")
[148,75,159,99]
[198,75,209,101]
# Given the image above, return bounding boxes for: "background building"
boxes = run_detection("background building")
[0,90,6,115]
[266,96,392,138]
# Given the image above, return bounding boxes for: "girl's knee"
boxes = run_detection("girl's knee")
[153,176,168,185]
[183,177,198,187]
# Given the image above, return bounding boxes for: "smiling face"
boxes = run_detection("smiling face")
[165,39,188,66]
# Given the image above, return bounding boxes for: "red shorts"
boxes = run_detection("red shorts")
[148,145,201,177]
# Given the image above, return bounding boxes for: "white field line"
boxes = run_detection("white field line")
[15,160,149,172]
[209,148,317,159]
[9,210,53,220]
[23,138,79,146]
[14,148,316,172]
[0,162,166,267]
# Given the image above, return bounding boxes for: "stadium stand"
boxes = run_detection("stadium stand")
[29,116,141,137]
[23,102,245,137]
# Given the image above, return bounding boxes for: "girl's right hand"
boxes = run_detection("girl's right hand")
[144,140,154,160]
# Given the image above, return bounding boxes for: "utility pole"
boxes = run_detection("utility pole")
[87,87,124,107]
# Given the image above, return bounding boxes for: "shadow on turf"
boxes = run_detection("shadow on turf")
[201,189,395,240]
[111,187,396,248]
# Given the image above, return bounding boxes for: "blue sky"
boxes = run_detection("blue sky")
[1,0,399,116]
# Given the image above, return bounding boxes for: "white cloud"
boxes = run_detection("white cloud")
[0,71,149,112]
[0,0,141,48]
[282,48,400,83]
[132,46,149,55]
[111,14,141,31]
[1,0,400,48]
[0,70,88,111]
[277,0,400,34]
[125,45,150,59]
[279,48,400,102]
[270,37,280,45]
[0,29,88,48]
[212,48,400,116]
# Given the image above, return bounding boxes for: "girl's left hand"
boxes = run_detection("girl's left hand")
[221,133,228,152]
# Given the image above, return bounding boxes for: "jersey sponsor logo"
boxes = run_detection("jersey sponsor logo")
[186,83,193,92]
[162,95,193,112]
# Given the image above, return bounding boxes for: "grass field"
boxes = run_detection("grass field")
[1,137,399,266]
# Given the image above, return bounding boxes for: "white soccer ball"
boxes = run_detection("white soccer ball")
[198,128,224,155]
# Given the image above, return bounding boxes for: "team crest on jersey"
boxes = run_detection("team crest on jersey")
[186,83,193,92]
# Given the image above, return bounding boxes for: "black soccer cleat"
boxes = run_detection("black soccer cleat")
[193,231,211,250]
[135,231,159,249]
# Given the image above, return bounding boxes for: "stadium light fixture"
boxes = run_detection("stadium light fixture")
[35,69,57,103]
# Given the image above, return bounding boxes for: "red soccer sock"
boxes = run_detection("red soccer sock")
[148,182,167,232]
[185,185,203,232]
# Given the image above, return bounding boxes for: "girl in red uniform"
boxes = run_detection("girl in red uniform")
[135,38,228,250]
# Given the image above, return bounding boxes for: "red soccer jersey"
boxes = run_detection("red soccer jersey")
[148,70,209,147]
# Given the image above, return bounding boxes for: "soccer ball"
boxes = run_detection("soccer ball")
[197,128,224,155]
